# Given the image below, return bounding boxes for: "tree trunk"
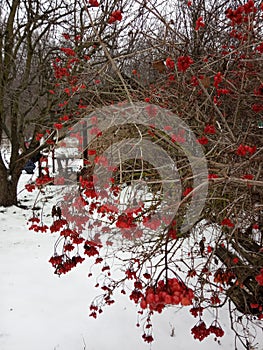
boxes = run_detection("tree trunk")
[215,244,263,315]
[0,169,21,207]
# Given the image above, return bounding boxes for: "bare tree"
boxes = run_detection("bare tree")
[0,0,83,206]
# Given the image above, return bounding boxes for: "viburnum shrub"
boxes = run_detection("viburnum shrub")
[26,0,263,348]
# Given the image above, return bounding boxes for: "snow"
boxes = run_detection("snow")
[0,174,262,350]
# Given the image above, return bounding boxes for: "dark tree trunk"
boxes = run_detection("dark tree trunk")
[0,166,21,207]
[215,240,263,315]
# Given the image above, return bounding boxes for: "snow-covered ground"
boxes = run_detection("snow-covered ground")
[0,174,262,350]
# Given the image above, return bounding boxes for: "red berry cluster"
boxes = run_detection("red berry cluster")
[142,333,154,343]
[177,55,194,72]
[50,219,68,233]
[89,304,102,319]
[84,240,101,257]
[214,71,222,88]
[49,254,84,275]
[28,217,49,232]
[204,124,216,134]
[88,287,115,319]
[191,320,224,341]
[195,16,205,31]
[190,306,204,317]
[35,174,53,187]
[214,267,236,285]
[88,0,99,7]
[108,10,122,24]
[221,217,234,227]
[226,0,257,26]
[191,321,210,341]
[25,183,36,192]
[139,278,194,313]
[209,324,225,337]
[116,213,136,229]
[236,144,257,156]
[130,289,144,303]
[166,57,175,70]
